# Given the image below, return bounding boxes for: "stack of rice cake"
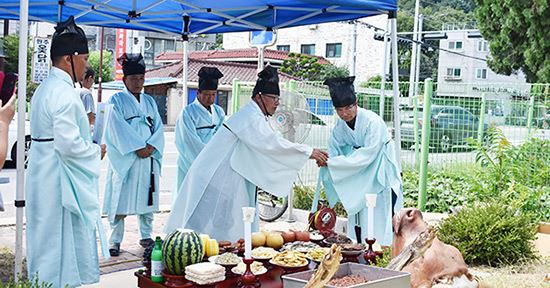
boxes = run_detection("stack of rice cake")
[185,262,226,285]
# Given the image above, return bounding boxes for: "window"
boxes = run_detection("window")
[277,45,290,52]
[475,68,487,79]
[448,41,463,50]
[165,39,175,51]
[301,44,315,55]
[326,43,342,58]
[477,40,488,52]
[446,68,461,77]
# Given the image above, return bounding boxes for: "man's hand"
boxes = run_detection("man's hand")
[136,147,151,158]
[0,94,16,126]
[310,149,328,167]
[136,144,155,158]
[100,144,107,160]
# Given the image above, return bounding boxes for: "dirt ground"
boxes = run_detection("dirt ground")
[471,233,550,288]
[473,258,549,288]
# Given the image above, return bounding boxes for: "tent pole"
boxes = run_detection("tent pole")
[98,27,104,102]
[389,11,402,171]
[182,15,190,107]
[257,47,264,72]
[15,0,29,278]
[379,15,389,117]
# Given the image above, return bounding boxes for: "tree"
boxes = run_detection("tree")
[87,50,114,83]
[1,35,37,98]
[321,64,349,80]
[396,1,476,82]
[474,0,550,83]
[280,53,325,81]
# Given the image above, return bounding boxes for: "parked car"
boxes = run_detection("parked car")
[401,105,488,152]
[7,115,31,167]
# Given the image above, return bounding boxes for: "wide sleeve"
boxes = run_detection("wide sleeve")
[328,116,389,182]
[326,115,390,214]
[180,108,206,159]
[229,118,313,197]
[53,97,101,226]
[145,98,165,162]
[106,96,147,156]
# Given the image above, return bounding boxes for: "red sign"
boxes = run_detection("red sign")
[115,29,127,80]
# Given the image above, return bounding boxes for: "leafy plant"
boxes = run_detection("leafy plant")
[0,274,53,288]
[438,202,538,267]
[402,167,478,213]
[280,53,324,81]
[1,35,38,98]
[87,50,114,83]
[375,247,392,268]
[0,247,27,283]
[292,185,347,217]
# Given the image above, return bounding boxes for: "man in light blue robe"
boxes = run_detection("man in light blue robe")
[26,17,108,288]
[103,53,164,256]
[175,66,225,196]
[165,66,328,241]
[320,77,403,246]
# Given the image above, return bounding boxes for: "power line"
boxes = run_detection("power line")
[352,20,487,62]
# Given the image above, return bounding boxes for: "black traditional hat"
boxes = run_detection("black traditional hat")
[50,16,89,58]
[198,67,223,91]
[252,65,280,97]
[118,53,146,76]
[324,76,357,107]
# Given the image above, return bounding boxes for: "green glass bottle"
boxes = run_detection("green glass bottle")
[151,236,164,283]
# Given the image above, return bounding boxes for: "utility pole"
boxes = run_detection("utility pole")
[408,0,421,102]
[351,21,358,76]
[413,15,423,98]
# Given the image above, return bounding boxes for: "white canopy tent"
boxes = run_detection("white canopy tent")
[2,0,402,277]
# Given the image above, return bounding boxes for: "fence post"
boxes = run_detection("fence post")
[477,93,486,145]
[413,94,420,168]
[288,79,298,92]
[527,95,535,137]
[231,79,240,114]
[418,78,433,211]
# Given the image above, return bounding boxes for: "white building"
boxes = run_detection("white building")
[437,31,527,86]
[223,15,388,84]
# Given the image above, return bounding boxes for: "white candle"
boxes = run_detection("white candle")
[365,194,377,240]
[242,207,256,259]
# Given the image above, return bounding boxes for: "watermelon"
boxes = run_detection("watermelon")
[162,229,203,275]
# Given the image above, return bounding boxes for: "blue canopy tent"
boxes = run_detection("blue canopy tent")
[0,0,401,278]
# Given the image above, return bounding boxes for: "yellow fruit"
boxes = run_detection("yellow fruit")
[266,233,284,249]
[252,232,267,247]
[199,234,210,256]
[206,238,219,257]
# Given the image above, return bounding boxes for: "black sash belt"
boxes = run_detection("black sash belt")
[146,116,155,207]
[223,123,233,133]
[31,137,54,142]
[125,116,140,122]
[196,125,216,130]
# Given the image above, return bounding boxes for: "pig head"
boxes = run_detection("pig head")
[392,208,478,288]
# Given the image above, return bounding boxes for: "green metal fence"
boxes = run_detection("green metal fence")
[231,80,550,187]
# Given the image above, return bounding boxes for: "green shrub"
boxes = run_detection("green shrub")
[438,202,538,267]
[0,275,53,288]
[374,247,392,268]
[292,185,347,217]
[0,247,27,283]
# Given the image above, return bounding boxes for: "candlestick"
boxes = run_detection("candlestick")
[242,207,255,260]
[365,194,377,240]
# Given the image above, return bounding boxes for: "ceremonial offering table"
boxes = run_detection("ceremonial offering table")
[136,263,312,288]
